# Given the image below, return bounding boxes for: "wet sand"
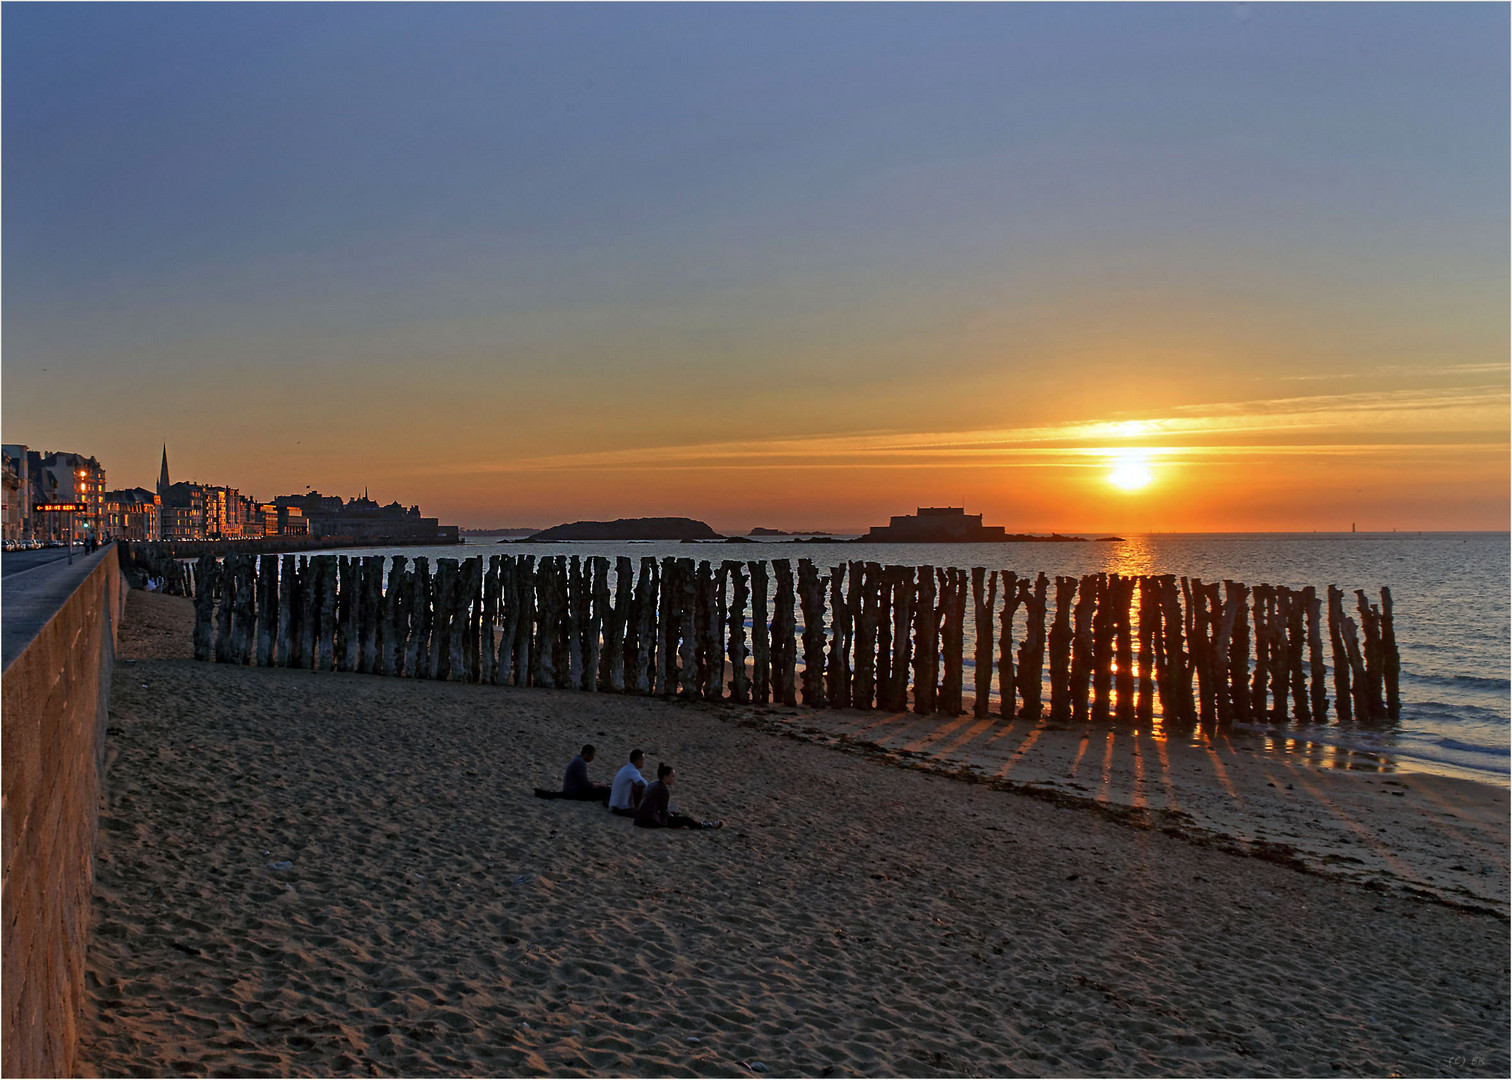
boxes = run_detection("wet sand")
[80,590,1509,1076]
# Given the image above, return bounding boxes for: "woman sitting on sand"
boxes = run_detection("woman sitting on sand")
[633,764,722,830]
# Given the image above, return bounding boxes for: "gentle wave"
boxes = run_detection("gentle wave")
[1434,737,1511,757]
[1402,672,1510,691]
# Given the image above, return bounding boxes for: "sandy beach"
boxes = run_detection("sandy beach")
[80,590,1509,1077]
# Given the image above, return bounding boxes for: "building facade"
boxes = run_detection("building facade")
[2,445,30,541]
[102,488,162,541]
[25,450,106,542]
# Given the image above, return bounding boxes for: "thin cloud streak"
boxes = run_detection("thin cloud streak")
[430,385,1507,476]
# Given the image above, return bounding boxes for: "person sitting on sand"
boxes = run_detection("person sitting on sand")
[609,749,648,817]
[633,764,722,829]
[534,744,611,803]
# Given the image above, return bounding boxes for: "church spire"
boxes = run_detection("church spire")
[158,444,170,496]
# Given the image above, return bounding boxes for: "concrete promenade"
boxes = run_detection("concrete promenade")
[3,546,114,670]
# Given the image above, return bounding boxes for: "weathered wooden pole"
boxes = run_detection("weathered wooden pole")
[972,568,996,719]
[564,557,585,691]
[426,558,453,680]
[498,554,517,684]
[676,558,698,697]
[909,565,936,714]
[997,571,1021,719]
[1090,574,1114,724]
[1016,575,1047,721]
[480,556,499,685]
[529,559,554,687]
[943,568,968,716]
[1223,581,1250,723]
[275,554,297,668]
[1380,587,1400,720]
[601,557,629,692]
[332,557,352,672]
[1156,575,1190,731]
[235,554,259,665]
[691,561,713,698]
[796,559,827,706]
[407,558,431,679]
[726,560,751,703]
[214,555,236,664]
[550,559,571,688]
[193,553,218,662]
[1185,578,1213,730]
[385,556,408,677]
[749,560,771,704]
[1302,586,1325,722]
[1069,575,1096,724]
[513,556,535,686]
[1134,577,1157,727]
[1267,587,1290,724]
[653,557,675,696]
[1047,576,1075,723]
[1340,613,1371,721]
[1209,581,1236,729]
[460,557,484,683]
[826,565,851,708]
[585,556,609,693]
[1355,589,1386,720]
[695,561,718,699]
[1284,588,1310,722]
[312,555,337,671]
[1112,575,1136,726]
[295,557,316,671]
[255,555,277,667]
[709,561,729,701]
[1249,584,1271,720]
[631,558,657,694]
[554,557,575,688]
[870,562,889,698]
[850,562,877,710]
[358,556,382,675]
[771,559,798,706]
[885,566,914,712]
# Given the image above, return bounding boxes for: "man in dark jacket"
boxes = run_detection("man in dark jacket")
[534,744,611,803]
[633,764,722,829]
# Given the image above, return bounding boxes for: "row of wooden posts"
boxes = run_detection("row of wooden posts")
[174,549,1402,729]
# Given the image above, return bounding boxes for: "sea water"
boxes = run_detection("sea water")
[292,532,1510,787]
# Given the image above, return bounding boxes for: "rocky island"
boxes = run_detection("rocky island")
[515,516,723,541]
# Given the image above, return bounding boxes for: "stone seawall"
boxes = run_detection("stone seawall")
[2,548,127,1077]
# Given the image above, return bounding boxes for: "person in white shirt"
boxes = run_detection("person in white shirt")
[608,749,647,817]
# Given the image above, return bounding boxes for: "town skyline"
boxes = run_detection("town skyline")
[4,5,1507,534]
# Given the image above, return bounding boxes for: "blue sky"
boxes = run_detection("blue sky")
[4,4,1506,530]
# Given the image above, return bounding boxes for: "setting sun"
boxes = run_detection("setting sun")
[1108,453,1153,491]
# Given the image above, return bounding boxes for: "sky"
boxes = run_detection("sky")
[4,3,1507,533]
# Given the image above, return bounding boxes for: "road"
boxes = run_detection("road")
[2,546,86,578]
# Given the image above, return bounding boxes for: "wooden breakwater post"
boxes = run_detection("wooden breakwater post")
[770,559,798,707]
[725,560,750,703]
[938,567,967,716]
[871,562,892,710]
[972,568,996,719]
[996,571,1020,719]
[825,565,850,708]
[883,566,914,712]
[797,559,828,707]
[910,564,938,714]
[1017,573,1047,721]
